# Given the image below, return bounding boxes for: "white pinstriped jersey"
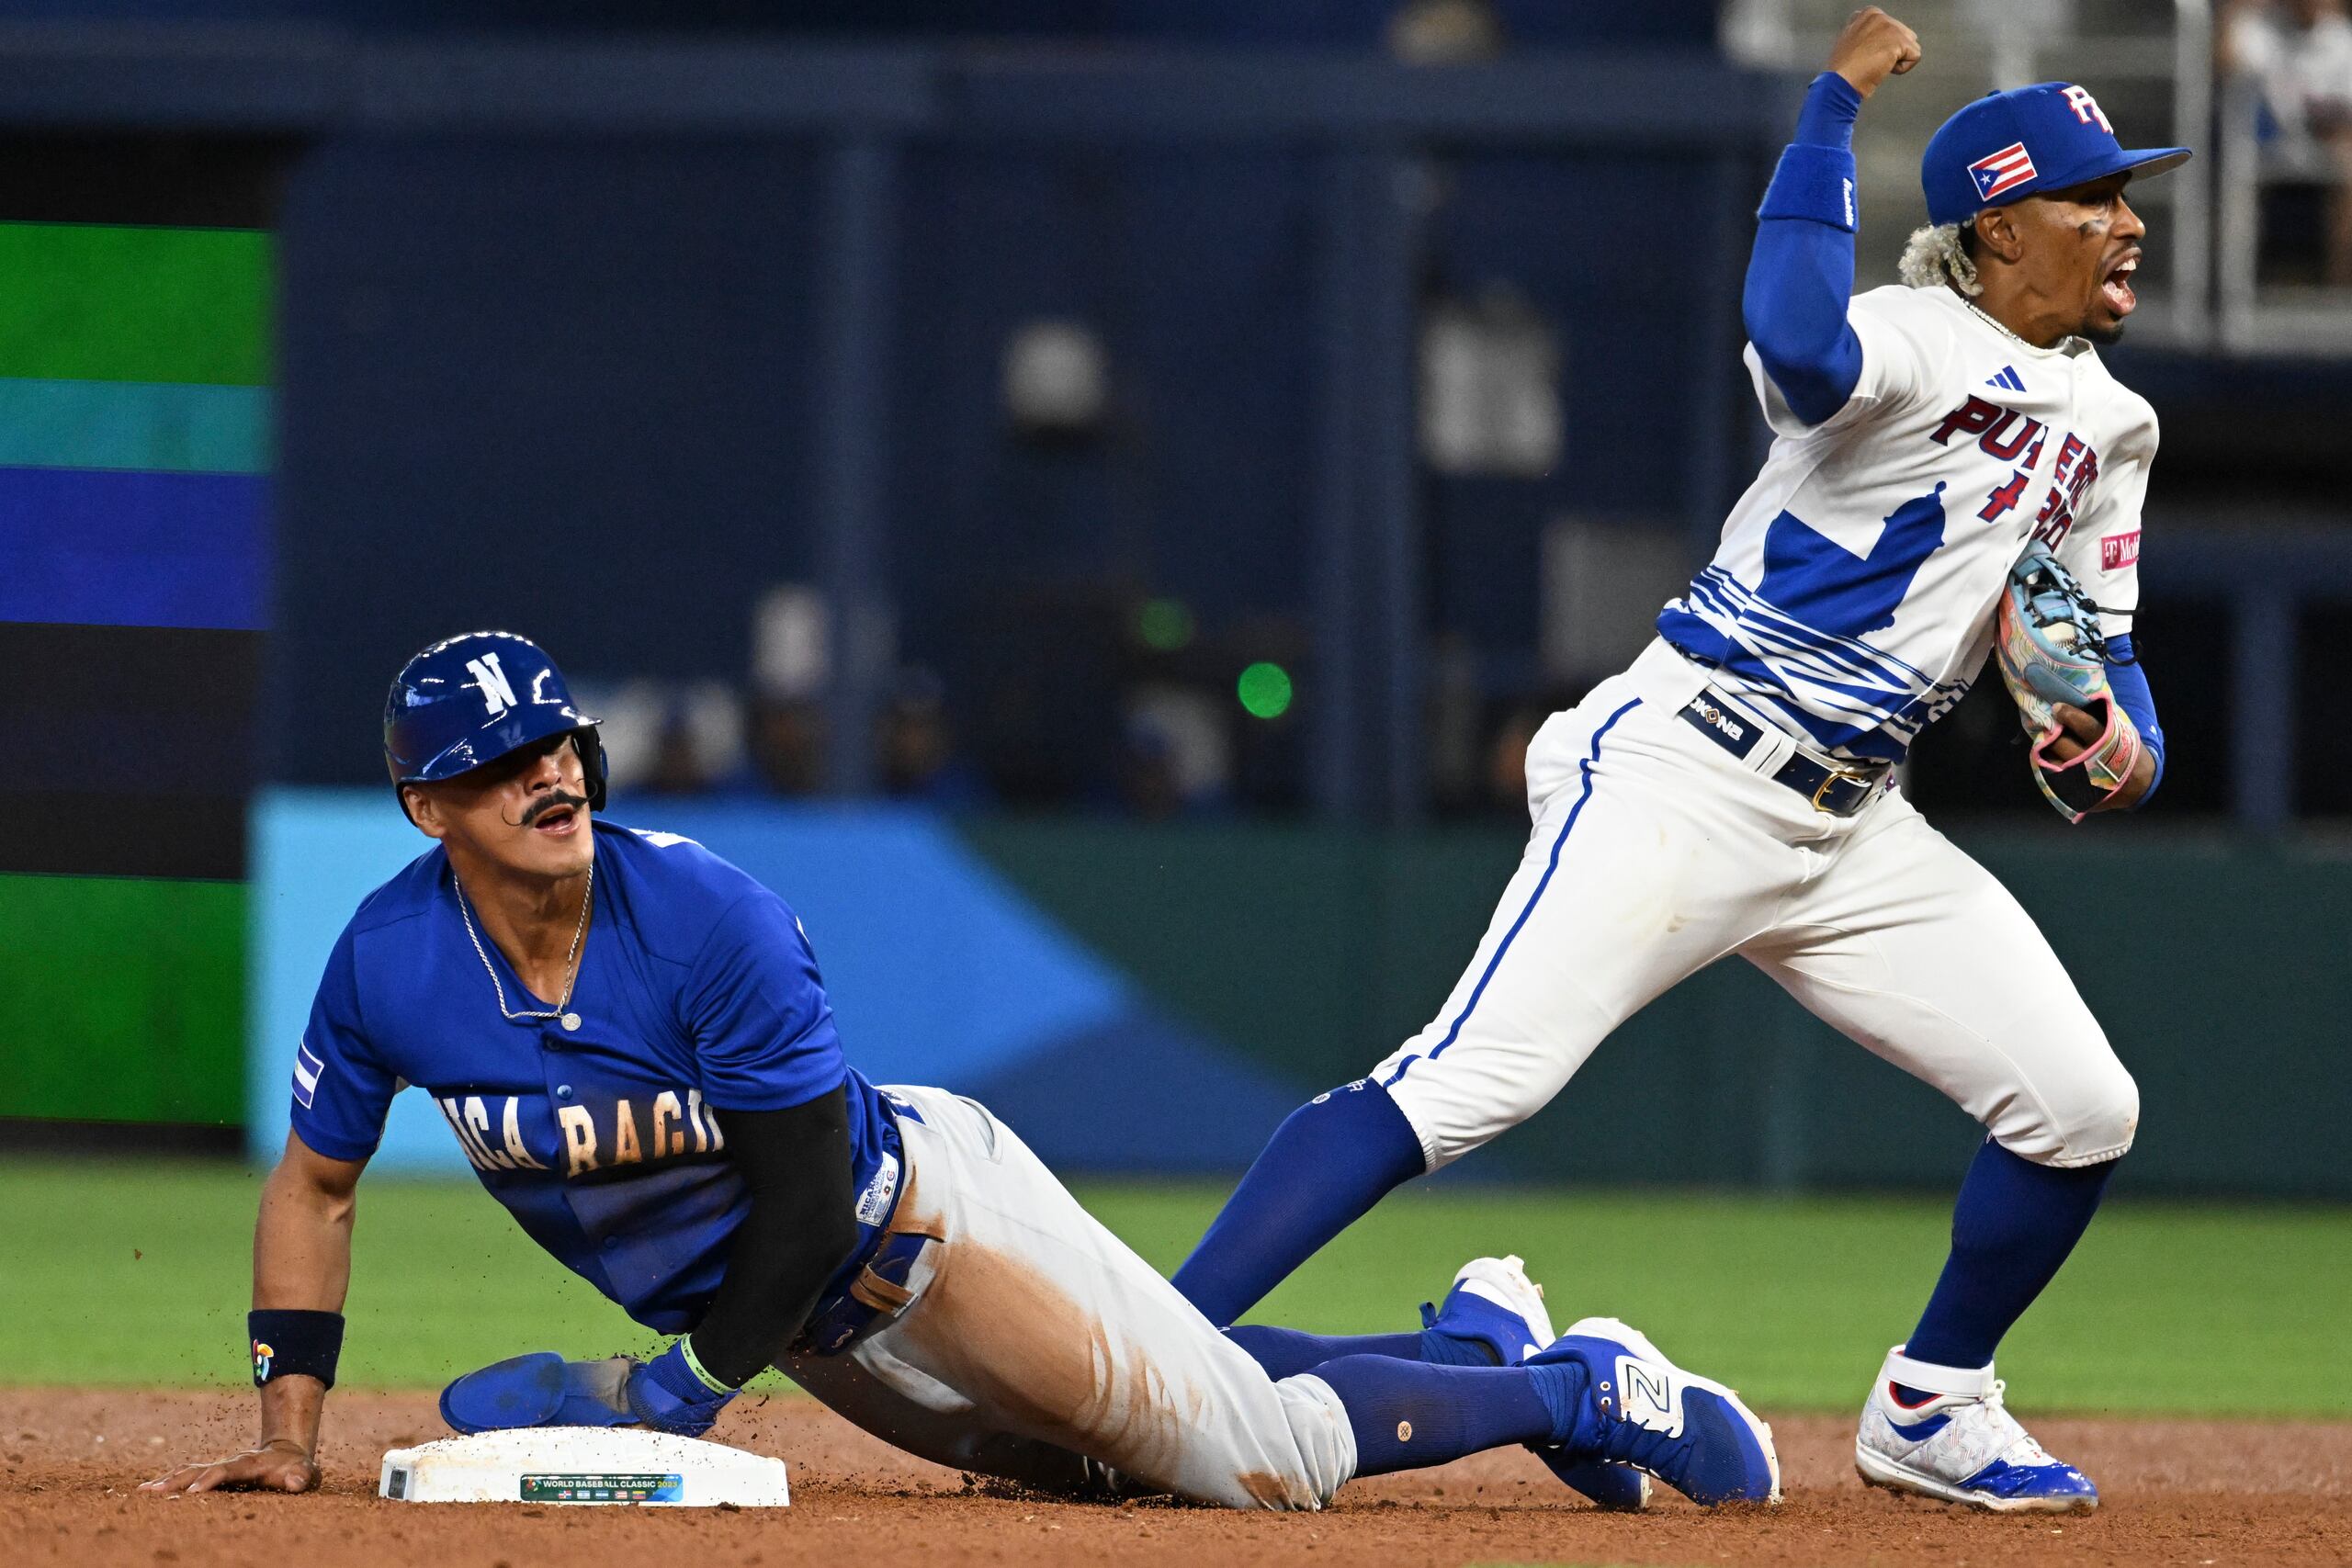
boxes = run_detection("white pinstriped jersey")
[1657,283,2156,762]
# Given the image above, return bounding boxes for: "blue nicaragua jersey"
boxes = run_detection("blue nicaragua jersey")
[289,820,901,1334]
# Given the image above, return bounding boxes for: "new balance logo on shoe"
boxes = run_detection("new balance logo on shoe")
[1618,1357,1685,1438]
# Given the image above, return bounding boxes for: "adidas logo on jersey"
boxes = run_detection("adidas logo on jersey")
[1985,365,2025,392]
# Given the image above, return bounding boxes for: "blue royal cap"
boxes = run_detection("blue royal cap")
[1921,82,2189,228]
[383,630,606,812]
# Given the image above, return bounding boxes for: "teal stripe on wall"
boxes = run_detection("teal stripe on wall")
[0,378,270,474]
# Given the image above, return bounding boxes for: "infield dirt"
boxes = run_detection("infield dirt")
[5,1388,2346,1567]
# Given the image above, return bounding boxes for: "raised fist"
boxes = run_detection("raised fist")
[1827,7,1923,98]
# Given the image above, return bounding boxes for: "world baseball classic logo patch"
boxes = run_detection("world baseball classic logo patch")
[1969,141,2038,202]
[2100,529,2141,570]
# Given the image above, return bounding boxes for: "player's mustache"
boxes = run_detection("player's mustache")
[511,790,590,829]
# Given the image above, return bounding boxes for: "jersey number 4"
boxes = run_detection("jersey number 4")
[1978,468,2030,522]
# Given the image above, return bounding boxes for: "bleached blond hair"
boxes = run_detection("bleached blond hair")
[1898,221,1984,297]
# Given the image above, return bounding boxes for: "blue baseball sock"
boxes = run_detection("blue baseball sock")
[1900,1138,2119,1387]
[1172,1080,1427,1328]
[1309,1356,1579,1477]
[1224,1326,1429,1380]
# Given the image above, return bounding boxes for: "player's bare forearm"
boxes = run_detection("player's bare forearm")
[254,1135,360,1314]
[142,1135,363,1495]
[1826,7,1921,99]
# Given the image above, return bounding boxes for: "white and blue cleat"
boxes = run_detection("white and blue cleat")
[1855,1346,2098,1514]
[1526,1315,1781,1507]
[1420,1258,1652,1512]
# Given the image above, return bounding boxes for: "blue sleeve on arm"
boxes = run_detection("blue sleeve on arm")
[1745,73,1866,426]
[684,892,849,1112]
[2105,634,2165,807]
[288,929,401,1163]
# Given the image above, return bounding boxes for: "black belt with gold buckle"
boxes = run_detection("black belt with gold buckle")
[1677,690,1885,818]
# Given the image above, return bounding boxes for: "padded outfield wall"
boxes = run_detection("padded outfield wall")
[246,793,2349,1199]
[0,220,271,1134]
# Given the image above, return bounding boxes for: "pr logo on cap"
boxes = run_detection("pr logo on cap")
[2061,85,2110,132]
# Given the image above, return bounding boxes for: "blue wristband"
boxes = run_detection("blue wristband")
[1758,143,1859,232]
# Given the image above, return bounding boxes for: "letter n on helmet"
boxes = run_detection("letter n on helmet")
[382,631,606,822]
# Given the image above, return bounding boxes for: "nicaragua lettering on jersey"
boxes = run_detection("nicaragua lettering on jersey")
[1658,283,2153,761]
[288,820,902,1334]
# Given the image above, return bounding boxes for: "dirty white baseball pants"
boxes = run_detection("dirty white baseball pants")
[1374,638,2139,1172]
[779,1084,1358,1510]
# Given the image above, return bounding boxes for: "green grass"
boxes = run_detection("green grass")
[5,1160,2346,1417]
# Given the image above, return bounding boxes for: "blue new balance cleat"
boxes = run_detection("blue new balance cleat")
[1855,1346,2098,1514]
[439,1352,639,1434]
[1420,1255,1553,1366]
[1526,1315,1781,1507]
[1420,1258,1650,1512]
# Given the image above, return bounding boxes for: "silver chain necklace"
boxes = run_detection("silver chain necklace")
[455,859,593,1032]
[1964,298,2050,352]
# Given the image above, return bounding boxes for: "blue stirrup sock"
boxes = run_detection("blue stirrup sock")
[1311,1356,1581,1478]
[1224,1322,1502,1380]
[1223,1326,1429,1380]
[1898,1138,2120,1391]
[1172,1079,1428,1328]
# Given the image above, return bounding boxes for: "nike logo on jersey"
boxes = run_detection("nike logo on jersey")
[1985,365,2025,392]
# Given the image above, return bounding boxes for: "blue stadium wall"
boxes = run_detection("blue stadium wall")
[250,792,2351,1198]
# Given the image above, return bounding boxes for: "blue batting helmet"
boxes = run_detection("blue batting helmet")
[383,631,606,816]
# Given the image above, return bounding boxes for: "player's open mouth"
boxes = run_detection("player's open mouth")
[2100,254,2138,317]
[533,805,580,835]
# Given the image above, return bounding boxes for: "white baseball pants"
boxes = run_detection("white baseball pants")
[1374,638,2139,1172]
[780,1084,1358,1510]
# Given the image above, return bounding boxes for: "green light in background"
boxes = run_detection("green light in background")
[1237,660,1294,719]
[1137,597,1195,652]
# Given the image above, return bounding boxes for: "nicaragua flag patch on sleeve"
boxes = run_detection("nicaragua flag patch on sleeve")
[292,1038,325,1110]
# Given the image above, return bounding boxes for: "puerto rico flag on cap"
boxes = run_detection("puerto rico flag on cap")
[1968,141,2038,203]
[1922,82,2190,227]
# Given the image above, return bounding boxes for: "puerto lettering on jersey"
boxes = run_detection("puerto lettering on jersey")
[288,821,901,1333]
[1657,284,2154,762]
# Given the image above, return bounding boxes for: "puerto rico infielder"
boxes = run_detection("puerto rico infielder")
[145,631,1782,1512]
[1173,9,2178,1516]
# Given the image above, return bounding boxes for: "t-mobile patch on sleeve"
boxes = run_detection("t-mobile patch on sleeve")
[2099,530,2141,571]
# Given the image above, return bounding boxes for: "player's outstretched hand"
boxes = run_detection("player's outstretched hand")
[140,1438,320,1496]
[1827,7,1922,97]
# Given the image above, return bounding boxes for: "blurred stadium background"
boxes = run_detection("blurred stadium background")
[3,0,2349,1412]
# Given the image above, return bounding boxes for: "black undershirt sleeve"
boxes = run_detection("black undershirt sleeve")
[690,1084,864,1389]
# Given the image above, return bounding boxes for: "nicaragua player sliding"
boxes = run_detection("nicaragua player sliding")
[1173,8,2179,1517]
[143,631,1779,1512]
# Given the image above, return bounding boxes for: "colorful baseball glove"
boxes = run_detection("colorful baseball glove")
[1993,542,2143,823]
